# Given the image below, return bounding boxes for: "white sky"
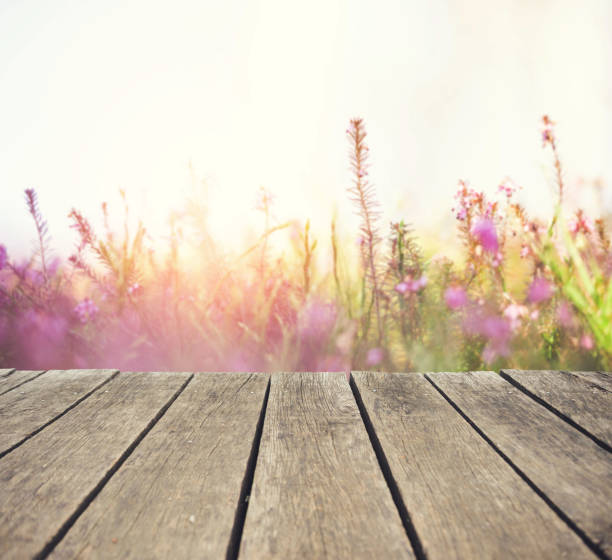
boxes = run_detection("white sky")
[0,0,610,257]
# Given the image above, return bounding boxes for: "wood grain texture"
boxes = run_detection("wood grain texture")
[352,372,595,559]
[502,369,612,447]
[0,369,45,395]
[428,371,612,557]
[0,371,190,559]
[239,372,414,560]
[0,369,115,456]
[51,372,269,560]
[571,371,612,392]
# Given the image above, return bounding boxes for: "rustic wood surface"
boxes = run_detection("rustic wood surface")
[352,371,595,559]
[0,368,15,377]
[239,372,414,559]
[0,369,116,457]
[0,369,609,559]
[428,370,612,558]
[51,373,269,560]
[501,369,612,448]
[572,371,612,392]
[0,371,190,558]
[0,369,45,396]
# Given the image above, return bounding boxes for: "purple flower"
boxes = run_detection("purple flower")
[444,286,468,309]
[74,298,99,324]
[366,347,384,366]
[0,244,7,270]
[527,278,553,303]
[471,218,499,253]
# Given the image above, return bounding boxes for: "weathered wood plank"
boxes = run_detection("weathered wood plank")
[51,373,269,559]
[427,371,612,557]
[239,372,414,559]
[502,369,612,449]
[352,372,595,559]
[0,369,116,456]
[571,371,612,392]
[0,369,45,395]
[0,368,15,377]
[0,371,190,559]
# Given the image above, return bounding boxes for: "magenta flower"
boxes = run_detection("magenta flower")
[0,244,7,270]
[366,347,384,366]
[527,278,553,303]
[471,218,499,253]
[444,286,468,309]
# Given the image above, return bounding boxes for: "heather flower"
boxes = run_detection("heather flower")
[503,304,528,331]
[568,210,593,235]
[366,347,384,366]
[395,282,409,294]
[0,244,7,270]
[580,334,594,350]
[444,286,468,309]
[74,298,99,323]
[520,245,530,259]
[557,301,575,328]
[541,115,555,147]
[527,278,553,303]
[497,180,520,199]
[471,218,498,253]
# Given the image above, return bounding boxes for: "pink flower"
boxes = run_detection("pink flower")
[520,245,530,259]
[471,218,498,253]
[557,301,574,328]
[580,334,594,350]
[527,278,553,303]
[568,210,593,235]
[366,347,384,366]
[503,304,528,331]
[444,286,468,309]
[74,298,99,324]
[396,275,427,295]
[0,244,7,270]
[395,282,409,294]
[541,115,555,147]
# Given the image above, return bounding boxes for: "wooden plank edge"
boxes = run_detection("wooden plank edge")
[348,372,426,560]
[0,370,119,461]
[37,373,195,559]
[424,372,609,560]
[0,369,15,378]
[0,370,47,396]
[499,370,611,454]
[225,376,271,560]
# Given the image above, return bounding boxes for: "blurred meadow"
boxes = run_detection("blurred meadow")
[0,1,610,372]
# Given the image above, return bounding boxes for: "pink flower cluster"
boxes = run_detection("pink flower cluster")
[497,180,520,199]
[471,218,499,253]
[452,181,483,221]
[444,286,468,310]
[568,210,593,235]
[74,298,99,324]
[395,275,427,295]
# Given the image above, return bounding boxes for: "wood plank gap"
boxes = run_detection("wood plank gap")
[226,377,271,560]
[0,371,119,461]
[349,374,426,560]
[35,373,194,560]
[499,371,611,453]
[0,369,47,396]
[424,373,608,560]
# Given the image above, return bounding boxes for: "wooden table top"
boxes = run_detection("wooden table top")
[0,368,610,559]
